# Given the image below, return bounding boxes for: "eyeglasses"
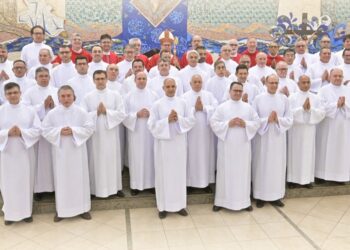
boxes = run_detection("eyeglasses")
[232,90,243,93]
[60,51,71,54]
[229,44,238,46]
[33,32,44,35]
[13,66,25,70]
[296,45,306,48]
[276,68,288,71]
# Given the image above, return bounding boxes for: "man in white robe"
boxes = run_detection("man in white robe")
[319,35,342,66]
[220,44,238,76]
[88,46,108,77]
[27,48,53,80]
[0,44,14,87]
[148,78,196,219]
[306,48,336,93]
[196,46,214,77]
[339,48,350,85]
[148,59,183,97]
[117,44,135,82]
[276,61,298,96]
[123,72,158,195]
[148,50,179,79]
[211,82,260,212]
[252,74,293,208]
[51,45,76,88]
[67,56,95,105]
[2,60,35,100]
[315,68,350,184]
[178,50,209,92]
[0,82,41,225]
[336,35,350,63]
[107,64,122,93]
[20,25,54,70]
[22,67,58,200]
[183,74,217,191]
[42,85,94,221]
[206,61,231,103]
[249,52,275,85]
[287,75,325,188]
[122,59,146,95]
[293,39,316,76]
[81,70,126,198]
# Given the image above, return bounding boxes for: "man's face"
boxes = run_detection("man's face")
[187,52,198,67]
[215,63,226,77]
[35,71,50,87]
[93,72,107,90]
[59,89,75,107]
[160,52,171,61]
[197,49,206,63]
[268,42,279,56]
[221,46,232,60]
[284,51,295,65]
[75,59,88,75]
[5,87,21,105]
[132,62,144,74]
[256,53,267,67]
[247,38,257,52]
[124,47,135,61]
[330,69,344,86]
[295,41,306,54]
[92,47,103,62]
[0,48,8,63]
[239,56,251,68]
[320,49,331,63]
[71,35,82,50]
[107,64,119,81]
[190,75,202,92]
[343,50,350,64]
[266,75,279,94]
[39,50,51,65]
[132,41,141,54]
[135,72,147,89]
[100,38,112,52]
[229,84,243,101]
[12,62,27,77]
[275,63,288,78]
[229,39,238,54]
[161,42,172,52]
[236,69,248,83]
[191,36,202,49]
[344,38,350,49]
[298,75,311,92]
[163,79,176,97]
[158,61,170,76]
[59,47,71,63]
[32,27,45,43]
[320,37,331,49]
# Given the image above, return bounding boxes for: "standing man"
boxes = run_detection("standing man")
[211,82,260,212]
[183,75,218,192]
[339,49,350,84]
[228,38,241,63]
[148,78,195,219]
[249,52,275,85]
[266,41,284,69]
[88,46,108,76]
[0,82,40,225]
[252,74,293,208]
[287,75,325,188]
[206,61,231,103]
[51,45,76,88]
[100,34,120,64]
[82,70,126,198]
[42,85,94,222]
[241,37,259,67]
[220,44,238,76]
[27,48,53,80]
[123,72,158,195]
[117,45,136,82]
[179,35,213,68]
[0,44,14,86]
[21,25,53,70]
[276,61,298,97]
[293,38,316,75]
[106,64,122,92]
[129,38,149,68]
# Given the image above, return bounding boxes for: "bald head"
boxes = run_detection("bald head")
[191,35,203,49]
[330,68,344,86]
[135,71,147,89]
[39,48,52,65]
[256,52,267,67]
[163,78,177,97]
[265,74,279,94]
[190,74,203,92]
[298,75,311,92]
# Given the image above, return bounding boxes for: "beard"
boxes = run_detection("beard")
[0,56,6,63]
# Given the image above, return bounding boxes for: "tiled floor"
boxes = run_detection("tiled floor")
[2,195,350,249]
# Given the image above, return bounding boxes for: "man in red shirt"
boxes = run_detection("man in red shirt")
[179,35,213,68]
[52,33,92,64]
[129,38,149,69]
[100,34,121,64]
[228,38,241,63]
[241,37,259,67]
[266,41,284,69]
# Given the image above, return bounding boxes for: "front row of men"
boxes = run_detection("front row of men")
[1,67,347,223]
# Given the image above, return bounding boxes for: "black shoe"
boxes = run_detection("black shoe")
[4,220,14,225]
[34,193,43,201]
[287,182,297,189]
[315,178,326,184]
[304,184,313,189]
[23,217,33,223]
[116,191,125,197]
[158,211,167,219]
[212,205,221,212]
[149,188,155,194]
[130,189,139,196]
[80,212,91,220]
[271,200,285,207]
[187,187,194,194]
[177,209,188,216]
[245,206,253,212]
[54,214,63,222]
[256,200,265,208]
[204,186,212,193]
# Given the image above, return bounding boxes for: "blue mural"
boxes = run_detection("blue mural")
[117,0,188,57]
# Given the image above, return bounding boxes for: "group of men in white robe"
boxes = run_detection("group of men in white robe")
[2,25,350,223]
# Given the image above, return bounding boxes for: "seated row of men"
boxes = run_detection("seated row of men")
[0,61,348,222]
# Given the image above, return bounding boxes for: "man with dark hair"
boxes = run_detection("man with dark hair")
[0,44,14,85]
[336,34,350,62]
[211,81,259,212]
[42,85,94,222]
[27,48,53,80]
[179,35,213,68]
[206,60,231,103]
[88,45,108,76]
[82,70,126,198]
[52,45,76,87]
[100,34,120,64]
[0,82,41,225]
[122,58,146,94]
[21,25,53,69]
[117,44,136,82]
[340,48,350,84]
[266,41,284,69]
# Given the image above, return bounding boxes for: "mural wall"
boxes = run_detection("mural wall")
[1,0,350,56]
